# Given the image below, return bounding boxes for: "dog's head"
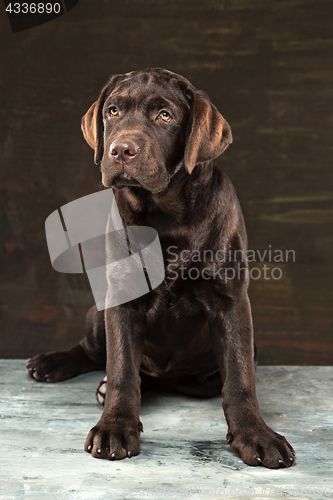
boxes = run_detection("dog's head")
[81,68,232,193]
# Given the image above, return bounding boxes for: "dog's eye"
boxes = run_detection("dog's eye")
[158,110,172,122]
[108,106,119,117]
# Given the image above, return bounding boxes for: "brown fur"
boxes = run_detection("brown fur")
[27,68,295,468]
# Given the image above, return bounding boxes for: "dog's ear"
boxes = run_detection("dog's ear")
[81,75,124,164]
[184,88,233,174]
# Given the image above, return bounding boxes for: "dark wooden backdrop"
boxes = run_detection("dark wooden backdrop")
[1,0,332,364]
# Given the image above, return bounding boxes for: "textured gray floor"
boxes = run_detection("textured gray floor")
[0,361,333,500]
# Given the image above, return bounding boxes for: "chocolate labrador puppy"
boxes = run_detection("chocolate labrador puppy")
[27,68,295,468]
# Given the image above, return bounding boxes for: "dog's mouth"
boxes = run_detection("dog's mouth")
[112,172,141,188]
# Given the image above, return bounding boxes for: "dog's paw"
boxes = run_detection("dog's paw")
[26,345,96,382]
[227,422,296,469]
[84,418,143,460]
[96,375,107,406]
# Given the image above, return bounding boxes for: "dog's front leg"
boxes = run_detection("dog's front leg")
[85,304,145,460]
[208,294,296,468]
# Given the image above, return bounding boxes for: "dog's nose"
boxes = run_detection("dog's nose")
[110,140,139,162]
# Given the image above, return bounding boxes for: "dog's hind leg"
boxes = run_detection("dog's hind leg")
[26,305,106,382]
